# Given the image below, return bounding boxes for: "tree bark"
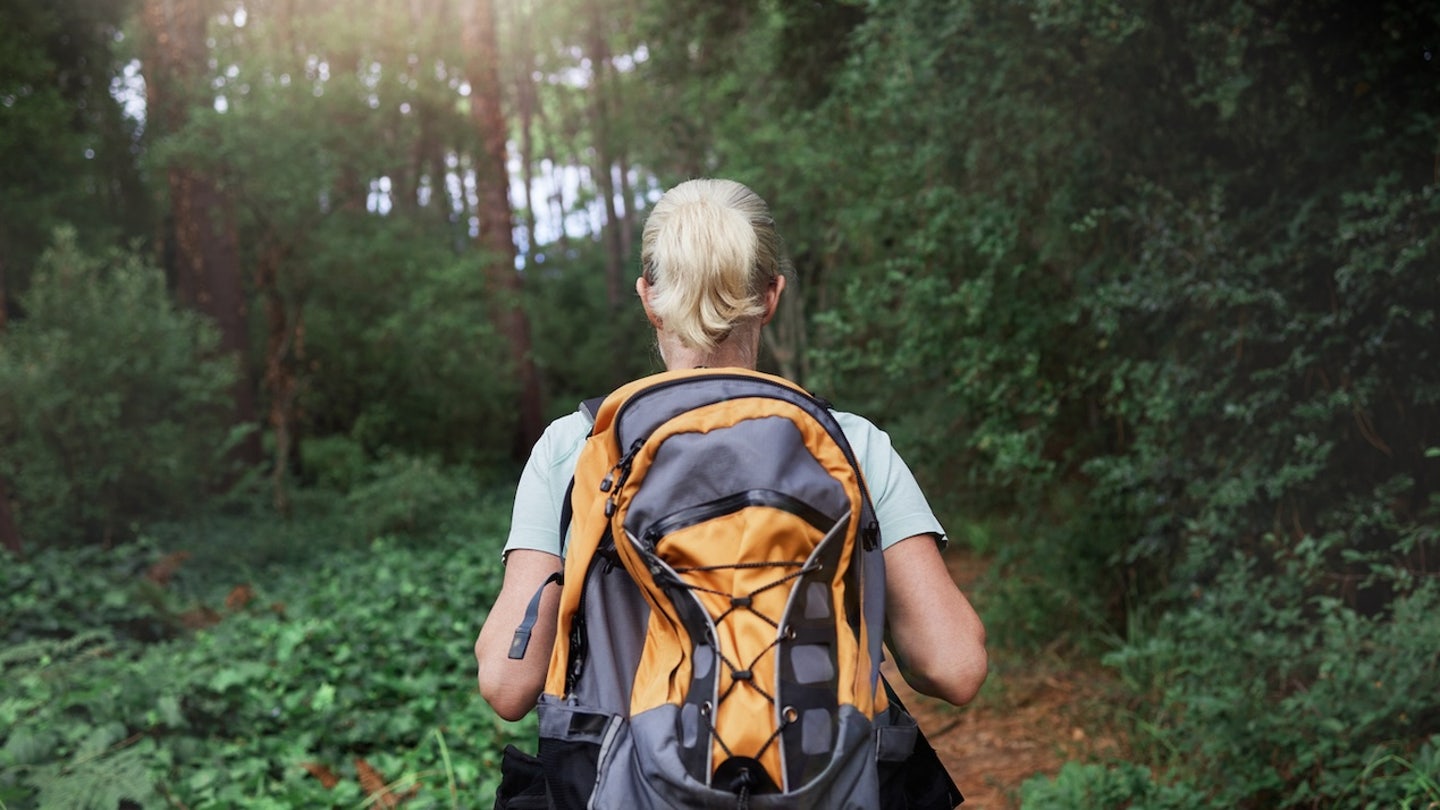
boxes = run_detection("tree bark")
[141,0,261,469]
[0,249,8,332]
[0,250,19,555]
[254,245,303,515]
[616,149,634,262]
[533,86,571,255]
[584,0,625,309]
[0,476,19,556]
[465,0,545,456]
[506,0,540,257]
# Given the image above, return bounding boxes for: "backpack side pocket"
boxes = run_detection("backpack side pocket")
[494,744,550,810]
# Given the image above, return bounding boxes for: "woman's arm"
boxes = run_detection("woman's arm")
[474,549,564,720]
[883,534,988,705]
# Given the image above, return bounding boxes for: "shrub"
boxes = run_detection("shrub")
[1019,761,1207,809]
[344,452,483,540]
[1106,549,1440,807]
[0,228,241,547]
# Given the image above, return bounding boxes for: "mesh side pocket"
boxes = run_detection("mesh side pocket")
[494,745,550,810]
[536,735,599,810]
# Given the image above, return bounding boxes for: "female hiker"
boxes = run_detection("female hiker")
[474,179,987,804]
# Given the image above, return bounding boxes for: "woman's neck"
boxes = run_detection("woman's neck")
[656,326,760,371]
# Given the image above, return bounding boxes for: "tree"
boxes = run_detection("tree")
[465,0,545,455]
[0,0,148,308]
[584,0,626,309]
[140,0,260,467]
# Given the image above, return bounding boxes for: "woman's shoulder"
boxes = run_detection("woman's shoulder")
[543,408,593,440]
[829,409,894,451]
[529,409,592,469]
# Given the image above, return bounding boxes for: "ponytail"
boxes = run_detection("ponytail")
[640,179,786,352]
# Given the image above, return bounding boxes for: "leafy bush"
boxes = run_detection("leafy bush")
[1106,551,1440,808]
[0,228,241,547]
[300,434,372,494]
[299,219,521,469]
[1019,761,1206,809]
[344,452,484,540]
[0,497,523,808]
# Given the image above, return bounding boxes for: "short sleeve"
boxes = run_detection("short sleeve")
[833,411,947,551]
[501,411,590,560]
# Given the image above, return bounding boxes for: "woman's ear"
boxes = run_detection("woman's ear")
[761,275,786,325]
[636,276,663,328]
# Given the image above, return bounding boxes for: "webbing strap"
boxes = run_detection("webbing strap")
[508,571,563,659]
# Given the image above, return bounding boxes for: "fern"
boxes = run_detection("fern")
[30,738,161,810]
[0,631,114,673]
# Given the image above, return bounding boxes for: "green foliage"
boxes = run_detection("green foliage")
[0,229,242,546]
[1106,552,1440,807]
[1019,761,1205,809]
[344,452,485,540]
[0,495,522,809]
[0,540,187,644]
[525,249,656,419]
[302,227,520,467]
[0,0,147,285]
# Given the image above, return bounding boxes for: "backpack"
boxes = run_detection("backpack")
[497,368,961,809]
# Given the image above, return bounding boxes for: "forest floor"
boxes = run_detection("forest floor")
[881,549,1132,809]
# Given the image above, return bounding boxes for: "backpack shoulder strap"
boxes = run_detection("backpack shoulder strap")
[557,395,606,542]
[578,396,607,426]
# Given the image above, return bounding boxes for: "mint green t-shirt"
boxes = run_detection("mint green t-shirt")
[501,409,946,559]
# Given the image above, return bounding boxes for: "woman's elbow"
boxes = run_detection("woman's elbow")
[908,629,989,706]
[477,661,539,720]
[943,644,990,706]
[481,682,535,721]
[475,637,541,720]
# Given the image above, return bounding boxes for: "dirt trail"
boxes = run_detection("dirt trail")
[882,550,1126,809]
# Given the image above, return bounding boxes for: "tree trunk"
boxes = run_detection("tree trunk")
[0,248,9,332]
[772,261,808,384]
[465,0,545,456]
[0,475,20,557]
[617,149,634,263]
[533,87,571,255]
[506,0,540,257]
[0,252,19,555]
[141,0,261,469]
[584,0,625,309]
[254,246,303,515]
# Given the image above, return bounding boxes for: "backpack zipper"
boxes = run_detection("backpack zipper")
[601,438,645,517]
[607,374,879,545]
[642,489,837,549]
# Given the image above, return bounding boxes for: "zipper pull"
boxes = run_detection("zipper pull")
[603,438,646,517]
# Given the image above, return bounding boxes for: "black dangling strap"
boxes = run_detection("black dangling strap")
[508,571,563,659]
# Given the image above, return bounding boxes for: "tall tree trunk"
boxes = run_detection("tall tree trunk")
[532,87,572,254]
[254,245,303,515]
[0,476,19,556]
[508,0,540,258]
[141,0,261,469]
[584,0,625,309]
[616,150,634,262]
[772,261,808,384]
[0,252,20,556]
[0,251,8,332]
[465,0,544,456]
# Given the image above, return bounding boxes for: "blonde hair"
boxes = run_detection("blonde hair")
[640,178,787,352]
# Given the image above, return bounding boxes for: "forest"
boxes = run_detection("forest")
[2,0,1438,807]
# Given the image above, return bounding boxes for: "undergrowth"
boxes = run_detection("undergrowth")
[0,485,525,808]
